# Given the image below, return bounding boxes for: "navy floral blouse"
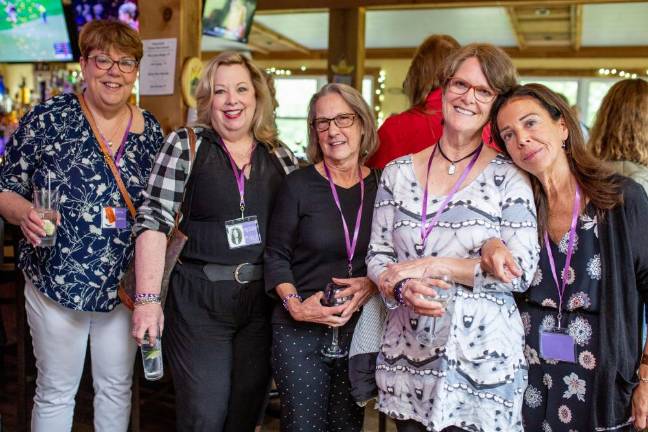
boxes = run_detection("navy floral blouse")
[0,93,163,312]
[518,206,602,432]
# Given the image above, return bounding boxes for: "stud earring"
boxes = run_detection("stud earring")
[562,141,567,149]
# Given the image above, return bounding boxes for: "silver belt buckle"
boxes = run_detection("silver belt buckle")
[234,263,251,284]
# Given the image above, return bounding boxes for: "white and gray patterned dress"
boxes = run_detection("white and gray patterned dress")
[366,154,540,432]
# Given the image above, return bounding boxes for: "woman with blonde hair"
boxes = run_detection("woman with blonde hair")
[589,78,648,193]
[132,51,298,431]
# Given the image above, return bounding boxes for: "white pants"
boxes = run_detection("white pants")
[24,277,137,432]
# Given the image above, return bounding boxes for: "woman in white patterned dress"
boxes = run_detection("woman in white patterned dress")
[366,44,540,432]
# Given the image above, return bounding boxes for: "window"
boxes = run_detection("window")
[273,76,376,160]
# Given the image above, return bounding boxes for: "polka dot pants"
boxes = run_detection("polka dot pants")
[272,321,364,432]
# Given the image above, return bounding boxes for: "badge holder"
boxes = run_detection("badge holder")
[539,325,577,363]
[102,207,129,229]
[225,216,261,249]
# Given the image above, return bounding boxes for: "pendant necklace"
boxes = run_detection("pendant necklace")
[437,140,483,175]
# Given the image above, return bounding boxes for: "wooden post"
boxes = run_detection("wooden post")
[327,8,366,91]
[139,0,202,134]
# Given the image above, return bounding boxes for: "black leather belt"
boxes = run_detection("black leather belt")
[181,261,263,284]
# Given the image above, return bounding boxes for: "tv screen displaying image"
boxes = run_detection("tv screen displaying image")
[203,0,256,43]
[0,0,73,62]
[72,0,138,33]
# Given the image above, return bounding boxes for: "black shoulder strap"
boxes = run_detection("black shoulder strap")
[179,128,211,226]
[372,168,382,185]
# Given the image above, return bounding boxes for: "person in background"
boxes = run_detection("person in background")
[265,83,380,431]
[367,44,539,432]
[132,51,298,432]
[486,83,648,431]
[589,78,648,193]
[0,20,163,431]
[367,34,460,169]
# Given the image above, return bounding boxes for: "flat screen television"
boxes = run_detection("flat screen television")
[203,0,256,44]
[0,0,73,62]
[72,0,139,33]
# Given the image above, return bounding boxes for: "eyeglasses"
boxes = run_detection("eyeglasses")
[446,77,497,103]
[312,113,356,132]
[86,54,139,73]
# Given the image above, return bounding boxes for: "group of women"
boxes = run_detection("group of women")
[0,17,647,432]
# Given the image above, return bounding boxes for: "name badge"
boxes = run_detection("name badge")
[101,207,128,229]
[225,216,261,249]
[539,327,576,363]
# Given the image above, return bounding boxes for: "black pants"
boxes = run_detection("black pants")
[272,319,363,432]
[394,420,466,432]
[164,264,272,432]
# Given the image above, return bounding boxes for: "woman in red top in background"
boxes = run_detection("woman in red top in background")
[368,34,494,169]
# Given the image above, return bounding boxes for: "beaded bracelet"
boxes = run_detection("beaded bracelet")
[282,293,302,311]
[393,278,411,306]
[134,293,161,306]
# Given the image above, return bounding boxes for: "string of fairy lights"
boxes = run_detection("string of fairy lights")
[264,66,387,122]
[597,68,648,79]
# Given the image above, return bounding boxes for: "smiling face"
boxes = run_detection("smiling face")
[210,63,257,140]
[80,47,138,113]
[496,96,569,178]
[314,93,362,166]
[441,56,495,136]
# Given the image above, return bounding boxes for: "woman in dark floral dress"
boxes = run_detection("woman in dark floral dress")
[518,206,600,431]
[482,83,648,431]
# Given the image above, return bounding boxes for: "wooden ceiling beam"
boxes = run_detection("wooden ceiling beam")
[506,7,527,50]
[257,0,648,12]
[571,4,583,51]
[250,22,312,55]
[247,45,648,61]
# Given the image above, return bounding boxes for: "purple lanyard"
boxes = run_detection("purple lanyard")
[323,162,365,277]
[218,139,256,218]
[97,106,133,175]
[420,143,482,245]
[544,184,581,329]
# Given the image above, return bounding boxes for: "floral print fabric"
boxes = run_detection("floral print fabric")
[519,206,601,431]
[0,93,163,311]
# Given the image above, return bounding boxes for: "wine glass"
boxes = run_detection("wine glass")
[415,267,455,346]
[321,282,351,358]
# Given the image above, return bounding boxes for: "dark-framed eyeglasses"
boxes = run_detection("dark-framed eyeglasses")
[446,77,497,103]
[312,113,356,132]
[86,54,139,73]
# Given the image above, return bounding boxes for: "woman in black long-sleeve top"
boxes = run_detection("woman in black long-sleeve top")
[265,83,380,432]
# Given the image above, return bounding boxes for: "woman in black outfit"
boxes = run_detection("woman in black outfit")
[265,83,380,432]
[131,51,298,431]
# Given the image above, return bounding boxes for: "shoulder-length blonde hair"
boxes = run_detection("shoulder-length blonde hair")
[195,51,278,149]
[589,79,648,166]
[306,83,378,165]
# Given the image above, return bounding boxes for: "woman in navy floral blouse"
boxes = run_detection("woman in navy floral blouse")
[483,84,648,431]
[0,20,163,431]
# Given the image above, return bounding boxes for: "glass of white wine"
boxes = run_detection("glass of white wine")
[415,267,455,346]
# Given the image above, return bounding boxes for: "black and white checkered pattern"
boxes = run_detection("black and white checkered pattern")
[134,127,299,237]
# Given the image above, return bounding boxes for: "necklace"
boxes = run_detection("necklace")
[437,140,483,175]
[96,106,132,148]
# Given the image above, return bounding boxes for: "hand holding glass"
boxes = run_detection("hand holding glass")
[141,331,163,381]
[320,282,351,358]
[415,267,455,346]
[33,187,59,247]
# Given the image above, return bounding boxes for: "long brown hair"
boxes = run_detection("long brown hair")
[403,34,460,109]
[490,83,623,235]
[589,79,648,166]
[195,51,278,149]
